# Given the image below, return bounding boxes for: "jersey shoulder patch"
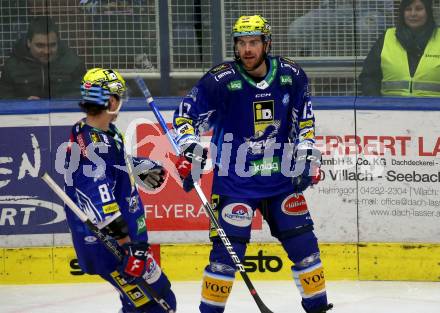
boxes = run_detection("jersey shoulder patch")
[279,57,302,74]
[209,62,233,74]
[279,57,297,66]
[208,62,236,82]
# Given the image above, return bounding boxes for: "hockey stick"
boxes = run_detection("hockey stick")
[40,172,175,313]
[135,78,274,313]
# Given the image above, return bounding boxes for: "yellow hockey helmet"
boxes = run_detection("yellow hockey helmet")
[81,68,126,107]
[232,15,271,41]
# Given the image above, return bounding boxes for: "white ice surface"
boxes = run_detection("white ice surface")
[1,280,440,313]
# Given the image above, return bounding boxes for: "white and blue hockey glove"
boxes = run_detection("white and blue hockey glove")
[175,142,208,192]
[292,146,322,192]
[132,158,166,190]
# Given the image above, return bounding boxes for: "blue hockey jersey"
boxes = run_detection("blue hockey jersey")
[173,56,316,198]
[64,120,148,275]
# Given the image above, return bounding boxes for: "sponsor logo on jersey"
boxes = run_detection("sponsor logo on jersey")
[222,203,253,227]
[84,235,97,243]
[89,131,101,143]
[281,193,308,215]
[136,215,146,234]
[251,156,280,175]
[255,93,271,98]
[76,134,88,157]
[209,194,221,237]
[280,57,296,66]
[142,254,161,284]
[209,63,232,74]
[101,133,110,144]
[126,286,150,306]
[300,120,314,128]
[175,117,193,126]
[254,101,274,122]
[256,80,269,89]
[211,194,220,210]
[214,70,234,82]
[280,57,299,74]
[280,75,293,85]
[176,123,195,136]
[102,202,120,214]
[302,129,315,140]
[253,100,274,136]
[111,271,129,287]
[227,80,242,91]
[298,264,325,296]
[202,272,234,303]
[110,271,151,306]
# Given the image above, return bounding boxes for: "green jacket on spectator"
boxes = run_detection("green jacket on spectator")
[0,38,85,99]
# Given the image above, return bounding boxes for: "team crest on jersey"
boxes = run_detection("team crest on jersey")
[185,86,198,102]
[127,194,140,213]
[282,93,290,106]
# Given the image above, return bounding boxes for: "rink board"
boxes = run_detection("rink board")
[1,242,440,284]
[1,98,440,284]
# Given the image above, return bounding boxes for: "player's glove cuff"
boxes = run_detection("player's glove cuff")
[175,142,208,192]
[292,146,322,192]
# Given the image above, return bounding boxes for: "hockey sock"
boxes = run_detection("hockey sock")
[200,270,234,312]
[293,259,328,311]
[199,240,246,312]
[280,231,329,312]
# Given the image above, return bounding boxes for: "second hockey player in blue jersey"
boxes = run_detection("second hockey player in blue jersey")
[173,15,333,313]
[63,68,176,313]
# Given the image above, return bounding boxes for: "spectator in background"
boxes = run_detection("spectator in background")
[0,16,85,99]
[359,0,439,97]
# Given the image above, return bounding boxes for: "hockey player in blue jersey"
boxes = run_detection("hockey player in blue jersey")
[63,68,177,313]
[172,15,333,313]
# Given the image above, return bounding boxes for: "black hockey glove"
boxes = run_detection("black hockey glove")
[118,241,150,284]
[175,142,208,192]
[133,158,166,190]
[292,147,322,192]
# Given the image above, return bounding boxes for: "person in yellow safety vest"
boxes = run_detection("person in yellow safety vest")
[359,0,439,97]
